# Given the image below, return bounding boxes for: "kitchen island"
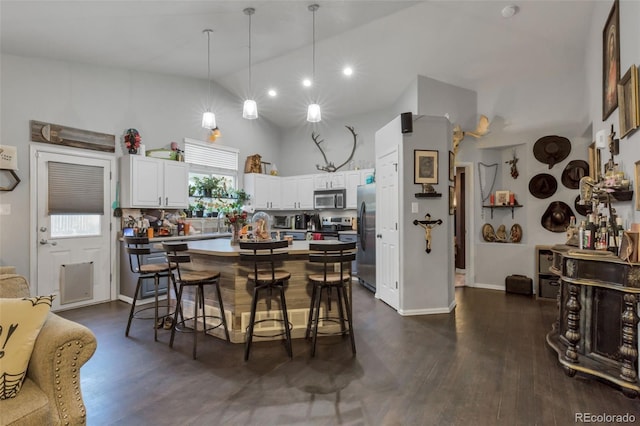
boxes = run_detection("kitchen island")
[182,239,353,343]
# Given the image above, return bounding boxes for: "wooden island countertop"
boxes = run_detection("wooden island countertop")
[180,238,353,344]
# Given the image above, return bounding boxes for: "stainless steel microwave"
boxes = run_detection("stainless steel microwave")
[314,189,346,209]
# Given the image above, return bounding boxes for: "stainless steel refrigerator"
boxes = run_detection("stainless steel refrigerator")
[357,183,376,292]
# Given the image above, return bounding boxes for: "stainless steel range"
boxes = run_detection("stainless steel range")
[318,216,353,240]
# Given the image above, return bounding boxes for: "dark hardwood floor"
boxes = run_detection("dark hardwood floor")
[58,285,640,426]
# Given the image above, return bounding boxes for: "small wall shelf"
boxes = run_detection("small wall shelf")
[0,169,20,191]
[414,192,442,198]
[483,204,523,219]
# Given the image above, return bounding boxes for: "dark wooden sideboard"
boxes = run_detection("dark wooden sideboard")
[546,245,640,398]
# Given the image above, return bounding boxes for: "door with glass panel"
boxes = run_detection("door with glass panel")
[35,149,113,311]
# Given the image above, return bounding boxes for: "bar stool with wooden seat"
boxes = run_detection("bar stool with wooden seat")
[124,236,178,342]
[306,241,357,356]
[163,243,230,359]
[239,240,292,361]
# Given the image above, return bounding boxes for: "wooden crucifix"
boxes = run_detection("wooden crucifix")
[413,214,443,253]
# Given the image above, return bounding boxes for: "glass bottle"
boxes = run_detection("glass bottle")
[578,220,586,249]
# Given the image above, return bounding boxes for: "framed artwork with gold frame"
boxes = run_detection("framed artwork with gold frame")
[618,64,639,138]
[635,160,640,211]
[588,142,602,181]
[449,186,455,215]
[602,0,620,120]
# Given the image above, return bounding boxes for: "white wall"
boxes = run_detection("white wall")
[0,54,283,275]
[400,116,454,313]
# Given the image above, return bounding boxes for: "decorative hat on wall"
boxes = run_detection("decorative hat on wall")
[561,160,589,189]
[533,135,571,169]
[541,201,574,232]
[528,173,557,199]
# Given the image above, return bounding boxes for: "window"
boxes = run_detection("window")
[48,161,103,238]
[184,138,240,213]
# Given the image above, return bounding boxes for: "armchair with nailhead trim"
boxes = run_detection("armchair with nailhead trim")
[0,273,97,426]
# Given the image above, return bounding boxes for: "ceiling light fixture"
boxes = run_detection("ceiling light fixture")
[202,29,217,130]
[268,89,277,97]
[501,4,519,18]
[306,4,321,123]
[343,66,353,76]
[242,7,258,120]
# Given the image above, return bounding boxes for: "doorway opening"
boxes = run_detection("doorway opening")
[454,163,474,287]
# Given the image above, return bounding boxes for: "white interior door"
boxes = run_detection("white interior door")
[376,147,399,310]
[34,148,113,311]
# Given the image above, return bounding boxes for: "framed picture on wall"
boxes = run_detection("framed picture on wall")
[588,142,602,180]
[618,64,639,138]
[635,161,640,211]
[602,0,620,120]
[414,150,438,185]
[449,186,455,215]
[449,151,455,182]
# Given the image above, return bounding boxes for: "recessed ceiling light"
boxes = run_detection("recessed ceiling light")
[343,67,353,76]
[501,4,519,18]
[268,89,277,97]
[303,78,312,87]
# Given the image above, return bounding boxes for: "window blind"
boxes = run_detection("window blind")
[48,162,104,215]
[184,140,239,171]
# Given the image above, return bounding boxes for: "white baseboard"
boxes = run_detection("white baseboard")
[470,283,504,292]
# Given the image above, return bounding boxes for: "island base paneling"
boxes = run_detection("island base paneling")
[185,251,351,343]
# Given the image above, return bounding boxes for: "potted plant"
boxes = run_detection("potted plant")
[193,176,224,198]
[194,200,205,217]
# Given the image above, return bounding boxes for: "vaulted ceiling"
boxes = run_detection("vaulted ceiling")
[1,1,596,128]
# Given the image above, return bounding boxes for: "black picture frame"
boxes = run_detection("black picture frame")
[602,0,620,120]
[414,149,438,185]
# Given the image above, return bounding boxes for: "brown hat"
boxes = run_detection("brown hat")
[561,160,589,189]
[533,136,571,169]
[541,201,574,233]
[528,173,557,199]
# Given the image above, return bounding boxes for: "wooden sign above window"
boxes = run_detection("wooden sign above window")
[30,120,115,153]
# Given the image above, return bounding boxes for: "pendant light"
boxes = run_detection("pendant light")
[242,8,258,120]
[202,29,217,130]
[307,4,321,123]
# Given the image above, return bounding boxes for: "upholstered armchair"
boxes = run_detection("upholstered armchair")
[0,273,97,426]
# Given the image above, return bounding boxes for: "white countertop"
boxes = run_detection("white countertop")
[186,239,351,257]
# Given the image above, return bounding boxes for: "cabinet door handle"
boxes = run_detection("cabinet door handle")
[165,197,168,205]
[158,197,162,206]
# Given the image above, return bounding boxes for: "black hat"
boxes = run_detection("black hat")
[574,195,591,217]
[561,160,589,189]
[541,201,574,233]
[528,173,557,199]
[533,136,571,169]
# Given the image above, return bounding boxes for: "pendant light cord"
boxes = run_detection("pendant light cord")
[205,29,212,109]
[312,7,316,82]
[248,11,252,93]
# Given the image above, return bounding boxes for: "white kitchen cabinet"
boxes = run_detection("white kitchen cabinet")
[120,155,189,208]
[281,174,315,210]
[345,168,374,209]
[345,171,361,209]
[314,172,345,190]
[244,173,281,210]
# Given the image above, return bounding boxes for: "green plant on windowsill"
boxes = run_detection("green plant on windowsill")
[214,188,250,216]
[193,176,225,198]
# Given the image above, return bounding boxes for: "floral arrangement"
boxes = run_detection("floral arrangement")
[124,128,141,153]
[224,210,248,228]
